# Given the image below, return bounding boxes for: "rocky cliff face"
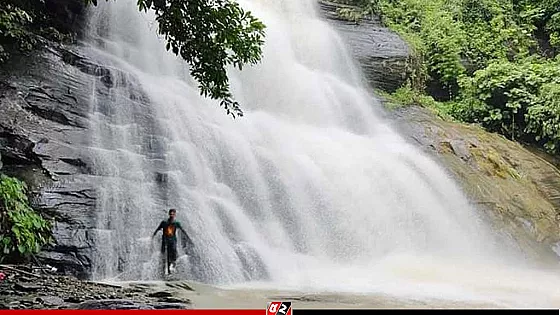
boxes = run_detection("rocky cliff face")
[390,106,560,263]
[317,0,411,92]
[0,41,118,277]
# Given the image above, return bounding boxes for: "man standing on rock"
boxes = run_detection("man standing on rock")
[152,209,193,275]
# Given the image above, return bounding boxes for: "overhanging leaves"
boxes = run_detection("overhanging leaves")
[87,0,266,118]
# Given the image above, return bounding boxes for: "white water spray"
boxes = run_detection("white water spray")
[82,0,560,307]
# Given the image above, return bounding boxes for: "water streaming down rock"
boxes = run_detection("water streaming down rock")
[80,0,556,302]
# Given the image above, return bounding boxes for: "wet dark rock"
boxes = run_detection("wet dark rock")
[318,0,411,92]
[85,281,122,289]
[77,299,154,310]
[59,157,92,174]
[147,291,173,298]
[36,247,91,278]
[64,296,84,303]
[0,127,43,166]
[37,296,65,306]
[131,283,158,289]
[8,301,21,309]
[64,297,83,303]
[0,266,150,309]
[0,42,105,277]
[22,86,87,128]
[157,297,190,304]
[14,283,42,292]
[19,276,34,282]
[61,49,111,77]
[153,303,191,310]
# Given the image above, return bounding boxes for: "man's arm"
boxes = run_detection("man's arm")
[177,222,194,247]
[152,221,164,237]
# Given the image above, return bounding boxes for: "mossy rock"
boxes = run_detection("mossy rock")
[392,105,560,264]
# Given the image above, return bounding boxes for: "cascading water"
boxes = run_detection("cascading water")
[81,0,560,307]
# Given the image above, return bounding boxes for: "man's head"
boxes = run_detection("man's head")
[168,208,177,221]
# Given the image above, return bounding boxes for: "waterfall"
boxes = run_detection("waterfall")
[80,0,560,307]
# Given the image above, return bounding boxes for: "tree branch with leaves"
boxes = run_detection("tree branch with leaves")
[87,0,266,117]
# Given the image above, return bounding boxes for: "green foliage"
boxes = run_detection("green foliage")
[86,0,266,118]
[458,58,560,152]
[0,0,78,63]
[381,0,536,94]
[340,0,560,154]
[517,0,560,52]
[380,85,456,120]
[526,83,560,152]
[336,0,380,22]
[418,4,466,88]
[0,175,53,262]
[338,0,542,92]
[381,85,436,108]
[0,2,36,62]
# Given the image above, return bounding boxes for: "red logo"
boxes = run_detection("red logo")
[267,301,291,315]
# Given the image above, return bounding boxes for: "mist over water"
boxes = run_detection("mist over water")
[82,0,560,307]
